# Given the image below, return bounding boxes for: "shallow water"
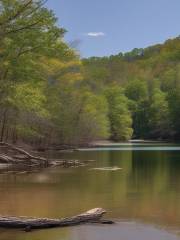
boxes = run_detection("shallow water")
[0,143,179,240]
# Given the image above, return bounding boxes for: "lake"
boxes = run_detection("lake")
[0,143,179,240]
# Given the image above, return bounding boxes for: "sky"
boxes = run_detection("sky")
[46,0,180,58]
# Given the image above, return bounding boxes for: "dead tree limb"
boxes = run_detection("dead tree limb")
[0,142,87,169]
[0,142,47,162]
[0,208,112,230]
[0,154,15,163]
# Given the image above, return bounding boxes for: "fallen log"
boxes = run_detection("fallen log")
[0,208,112,231]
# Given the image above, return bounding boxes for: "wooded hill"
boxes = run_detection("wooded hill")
[0,0,180,148]
[83,37,180,141]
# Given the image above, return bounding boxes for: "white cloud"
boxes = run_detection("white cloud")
[86,32,105,37]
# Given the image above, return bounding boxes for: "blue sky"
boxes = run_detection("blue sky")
[46,0,180,58]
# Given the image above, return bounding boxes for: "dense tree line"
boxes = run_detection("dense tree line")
[0,0,108,147]
[0,0,180,147]
[83,37,180,141]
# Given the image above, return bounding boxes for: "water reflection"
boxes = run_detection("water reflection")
[0,223,179,240]
[0,144,179,239]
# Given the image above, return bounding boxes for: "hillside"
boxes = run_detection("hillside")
[82,37,180,140]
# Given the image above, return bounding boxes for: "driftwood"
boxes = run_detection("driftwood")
[0,153,15,163]
[0,143,45,166]
[0,142,91,174]
[0,208,113,231]
[0,142,47,163]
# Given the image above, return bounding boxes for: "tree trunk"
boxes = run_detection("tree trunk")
[0,109,7,142]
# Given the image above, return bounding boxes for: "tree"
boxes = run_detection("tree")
[168,87,180,139]
[125,80,149,138]
[149,88,171,139]
[105,86,133,141]
[125,79,148,102]
[0,0,76,144]
[44,57,109,145]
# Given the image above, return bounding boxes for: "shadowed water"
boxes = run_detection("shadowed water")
[0,143,179,240]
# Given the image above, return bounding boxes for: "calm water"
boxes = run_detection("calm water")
[0,143,180,240]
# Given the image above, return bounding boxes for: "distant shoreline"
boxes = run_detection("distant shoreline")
[90,139,172,147]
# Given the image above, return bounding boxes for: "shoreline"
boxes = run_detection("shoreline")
[0,140,178,174]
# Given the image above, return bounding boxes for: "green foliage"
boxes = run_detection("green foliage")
[105,87,133,141]
[149,88,171,138]
[1,0,180,145]
[0,0,109,145]
[49,87,110,145]
[168,87,180,138]
[83,36,180,140]
[125,79,148,102]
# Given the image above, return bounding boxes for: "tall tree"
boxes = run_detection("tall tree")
[105,86,133,141]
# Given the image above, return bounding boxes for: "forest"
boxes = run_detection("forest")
[0,0,180,148]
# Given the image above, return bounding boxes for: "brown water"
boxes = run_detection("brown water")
[0,143,180,240]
